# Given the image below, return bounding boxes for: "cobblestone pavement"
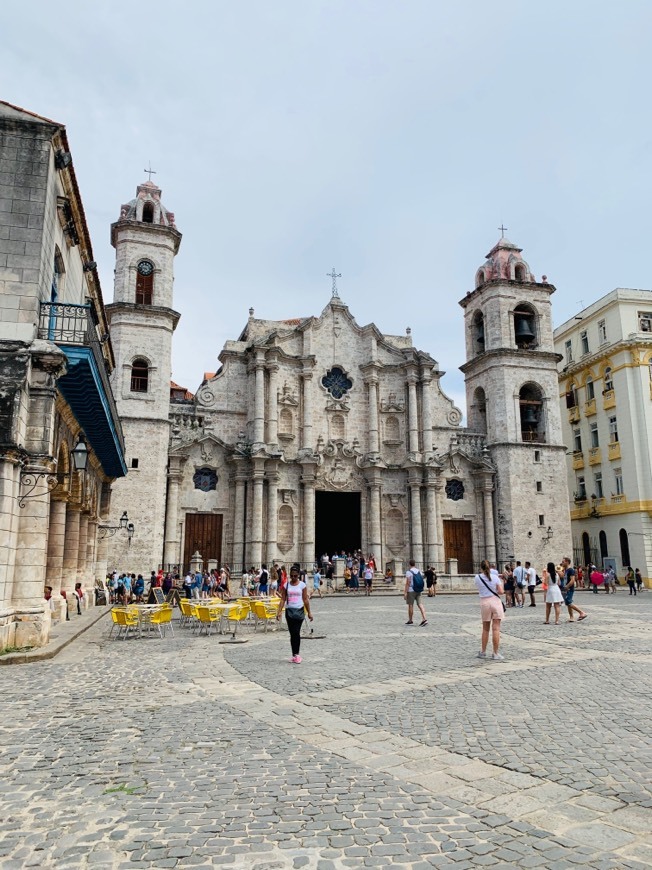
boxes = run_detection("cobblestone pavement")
[1,592,651,869]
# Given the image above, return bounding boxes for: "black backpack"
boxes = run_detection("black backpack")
[410,570,424,593]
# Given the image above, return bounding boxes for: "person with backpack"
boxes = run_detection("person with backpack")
[403,560,428,626]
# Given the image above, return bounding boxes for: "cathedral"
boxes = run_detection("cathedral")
[106,181,571,580]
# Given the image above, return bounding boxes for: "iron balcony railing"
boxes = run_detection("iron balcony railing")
[38,302,125,453]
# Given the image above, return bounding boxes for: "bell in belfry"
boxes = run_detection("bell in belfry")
[515,315,535,345]
[521,405,538,426]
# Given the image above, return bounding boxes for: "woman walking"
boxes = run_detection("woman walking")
[276,564,313,663]
[475,559,505,661]
[626,566,637,595]
[543,562,564,624]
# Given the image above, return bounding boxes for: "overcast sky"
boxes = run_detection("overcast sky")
[4,1,652,413]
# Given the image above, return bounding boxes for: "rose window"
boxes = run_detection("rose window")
[321,366,352,400]
[445,479,465,501]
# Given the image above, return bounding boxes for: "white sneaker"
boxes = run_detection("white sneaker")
[476,651,486,659]
[491,652,505,661]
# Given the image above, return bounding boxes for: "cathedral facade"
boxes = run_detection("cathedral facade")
[106,183,571,578]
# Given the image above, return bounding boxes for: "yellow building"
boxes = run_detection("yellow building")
[554,290,652,585]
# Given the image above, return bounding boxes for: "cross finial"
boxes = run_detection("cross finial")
[327,267,342,298]
[498,224,508,239]
[144,162,157,182]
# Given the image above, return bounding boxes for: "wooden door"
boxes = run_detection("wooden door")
[443,519,473,574]
[183,513,222,573]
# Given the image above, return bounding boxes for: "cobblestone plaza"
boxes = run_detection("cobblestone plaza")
[1,593,651,869]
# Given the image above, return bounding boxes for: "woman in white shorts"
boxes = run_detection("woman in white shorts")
[475,559,505,661]
[543,561,564,624]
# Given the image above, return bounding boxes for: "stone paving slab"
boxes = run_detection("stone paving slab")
[0,594,650,868]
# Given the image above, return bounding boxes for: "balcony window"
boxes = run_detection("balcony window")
[573,429,582,453]
[608,416,618,443]
[576,476,587,500]
[594,472,603,499]
[580,330,589,355]
[614,467,624,496]
[604,367,614,392]
[586,377,595,400]
[590,423,599,449]
[565,340,573,363]
[598,319,607,344]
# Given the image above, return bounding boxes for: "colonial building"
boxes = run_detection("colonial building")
[0,102,126,648]
[106,183,570,579]
[554,290,652,584]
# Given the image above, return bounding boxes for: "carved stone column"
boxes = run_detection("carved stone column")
[78,512,89,593]
[433,476,445,567]
[94,528,109,590]
[87,518,98,582]
[421,368,433,454]
[424,469,439,569]
[163,456,186,570]
[366,376,380,454]
[408,472,423,566]
[13,464,53,645]
[62,503,81,597]
[301,365,314,451]
[301,470,316,568]
[477,472,497,565]
[367,472,382,572]
[253,350,266,447]
[232,464,247,571]
[266,463,279,566]
[45,496,67,597]
[406,369,419,454]
[250,459,265,568]
[267,359,279,447]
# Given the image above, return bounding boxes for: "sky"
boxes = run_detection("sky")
[4,0,652,414]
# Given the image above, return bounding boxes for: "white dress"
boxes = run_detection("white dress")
[546,579,564,604]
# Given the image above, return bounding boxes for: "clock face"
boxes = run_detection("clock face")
[137,260,154,276]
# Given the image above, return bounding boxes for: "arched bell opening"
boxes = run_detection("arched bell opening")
[514,303,537,350]
[473,310,485,354]
[470,386,487,434]
[519,383,545,443]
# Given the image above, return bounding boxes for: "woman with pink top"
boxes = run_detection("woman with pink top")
[276,564,313,663]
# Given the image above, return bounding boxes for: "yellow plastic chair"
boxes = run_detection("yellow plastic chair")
[108,608,122,639]
[194,605,219,636]
[253,600,277,632]
[114,608,139,640]
[150,605,175,639]
[178,598,193,627]
[225,603,250,638]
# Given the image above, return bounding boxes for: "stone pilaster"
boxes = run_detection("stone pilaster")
[421,369,433,453]
[301,365,314,451]
[367,472,382,572]
[62,504,81,596]
[253,350,266,447]
[13,465,53,647]
[232,465,247,570]
[433,476,445,567]
[301,470,316,568]
[163,456,186,570]
[408,472,423,566]
[77,512,89,595]
[266,463,279,567]
[250,459,265,568]
[366,375,380,454]
[406,369,419,454]
[476,472,497,565]
[45,496,67,597]
[267,361,279,447]
[87,518,98,582]
[424,470,439,569]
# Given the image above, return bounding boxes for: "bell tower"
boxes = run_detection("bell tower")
[460,236,571,568]
[105,180,182,573]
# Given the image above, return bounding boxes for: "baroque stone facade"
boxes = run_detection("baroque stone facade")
[0,102,126,648]
[107,185,571,577]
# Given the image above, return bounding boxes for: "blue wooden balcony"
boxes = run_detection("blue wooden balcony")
[38,302,127,478]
